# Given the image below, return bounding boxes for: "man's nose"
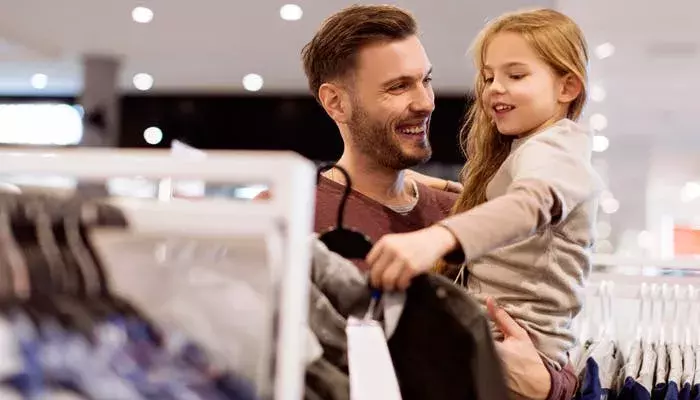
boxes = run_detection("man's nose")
[411,86,435,114]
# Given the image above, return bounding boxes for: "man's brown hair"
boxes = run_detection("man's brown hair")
[301,5,418,102]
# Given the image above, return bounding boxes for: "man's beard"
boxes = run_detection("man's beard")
[347,103,432,170]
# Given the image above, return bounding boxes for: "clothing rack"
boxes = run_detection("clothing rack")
[575,255,700,358]
[588,254,700,297]
[0,147,317,400]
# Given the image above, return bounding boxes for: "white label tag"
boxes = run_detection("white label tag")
[346,316,402,400]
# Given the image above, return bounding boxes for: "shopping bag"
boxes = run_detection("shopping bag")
[346,292,402,400]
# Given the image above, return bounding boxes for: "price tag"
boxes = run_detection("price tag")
[346,314,402,400]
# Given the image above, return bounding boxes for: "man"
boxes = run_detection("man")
[301,5,577,400]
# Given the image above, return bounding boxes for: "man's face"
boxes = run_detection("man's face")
[345,35,435,170]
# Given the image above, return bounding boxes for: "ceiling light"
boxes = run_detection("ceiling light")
[590,85,606,102]
[681,182,700,203]
[143,126,163,145]
[601,198,620,214]
[133,73,154,91]
[242,73,264,92]
[595,240,614,254]
[637,230,653,248]
[132,6,154,23]
[30,73,48,90]
[280,4,303,21]
[592,135,609,152]
[590,113,608,131]
[595,42,615,59]
[596,221,612,239]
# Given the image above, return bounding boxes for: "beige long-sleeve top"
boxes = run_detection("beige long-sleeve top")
[439,118,604,369]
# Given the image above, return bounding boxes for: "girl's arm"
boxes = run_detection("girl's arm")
[439,127,603,263]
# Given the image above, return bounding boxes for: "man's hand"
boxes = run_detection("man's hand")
[486,297,552,400]
[404,170,463,194]
[367,225,458,291]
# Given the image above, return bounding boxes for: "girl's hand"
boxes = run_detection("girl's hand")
[367,225,458,291]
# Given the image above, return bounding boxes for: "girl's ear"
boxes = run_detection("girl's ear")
[558,73,583,104]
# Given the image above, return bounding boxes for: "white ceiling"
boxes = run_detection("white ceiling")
[0,0,556,96]
[0,0,696,134]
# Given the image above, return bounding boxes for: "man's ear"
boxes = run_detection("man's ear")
[319,82,352,124]
[558,73,583,104]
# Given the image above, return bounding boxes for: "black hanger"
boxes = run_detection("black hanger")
[25,196,96,340]
[317,163,373,260]
[74,199,163,344]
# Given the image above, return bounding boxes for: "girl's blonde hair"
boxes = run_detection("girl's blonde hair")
[437,8,588,273]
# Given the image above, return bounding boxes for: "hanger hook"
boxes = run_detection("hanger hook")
[317,163,352,229]
[598,281,608,337]
[606,280,615,335]
[636,282,648,341]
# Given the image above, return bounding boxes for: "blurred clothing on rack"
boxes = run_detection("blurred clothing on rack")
[572,303,700,399]
[0,192,262,400]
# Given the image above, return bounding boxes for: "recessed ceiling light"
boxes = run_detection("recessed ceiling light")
[133,73,154,91]
[242,73,264,92]
[31,73,48,90]
[132,6,154,23]
[589,113,608,131]
[592,134,609,152]
[280,4,303,21]
[143,126,163,145]
[681,182,700,203]
[595,42,615,59]
[601,198,620,214]
[590,85,606,102]
[596,221,612,239]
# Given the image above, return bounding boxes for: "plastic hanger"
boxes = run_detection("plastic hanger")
[597,281,609,339]
[634,283,648,345]
[317,164,382,309]
[27,197,97,340]
[316,163,373,260]
[72,199,163,343]
[605,281,615,340]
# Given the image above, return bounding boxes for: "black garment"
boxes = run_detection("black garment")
[305,240,508,400]
[388,274,509,400]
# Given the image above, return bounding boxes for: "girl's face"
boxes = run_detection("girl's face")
[481,32,577,137]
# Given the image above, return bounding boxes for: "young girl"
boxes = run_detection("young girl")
[366,8,603,371]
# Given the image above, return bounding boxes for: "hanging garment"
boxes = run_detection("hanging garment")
[0,309,255,400]
[387,274,508,400]
[574,357,601,400]
[306,238,508,400]
[618,375,652,400]
[652,342,669,400]
[694,346,700,386]
[680,383,691,400]
[626,339,644,383]
[665,382,680,400]
[588,339,624,398]
[574,339,599,375]
[665,343,685,400]
[637,341,658,393]
[682,343,695,390]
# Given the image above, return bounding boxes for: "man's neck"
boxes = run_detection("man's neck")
[326,153,415,207]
